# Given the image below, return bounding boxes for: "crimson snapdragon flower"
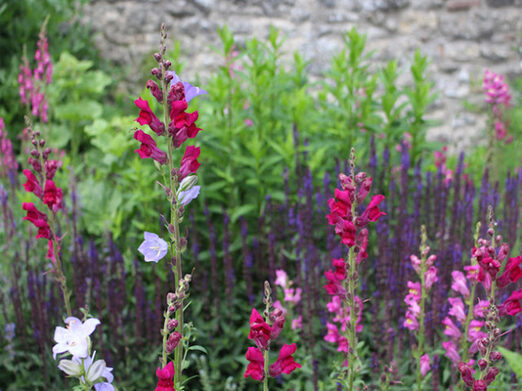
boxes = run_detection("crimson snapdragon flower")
[244,299,301,383]
[155,361,175,391]
[133,130,168,165]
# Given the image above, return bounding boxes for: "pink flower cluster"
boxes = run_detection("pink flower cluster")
[244,308,301,381]
[274,270,302,330]
[483,70,512,143]
[403,252,438,332]
[0,118,18,177]
[472,236,521,316]
[441,270,489,365]
[18,26,52,122]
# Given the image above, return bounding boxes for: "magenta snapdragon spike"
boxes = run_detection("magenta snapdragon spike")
[403,226,438,391]
[20,120,70,316]
[132,24,207,387]
[244,282,301,389]
[456,208,521,390]
[324,149,385,389]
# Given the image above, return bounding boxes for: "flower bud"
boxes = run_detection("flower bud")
[32,139,38,146]
[86,359,107,382]
[487,228,494,237]
[490,351,502,362]
[151,68,162,79]
[164,60,172,70]
[165,72,174,83]
[178,175,198,193]
[180,236,187,250]
[167,319,178,331]
[168,331,182,349]
[39,139,45,147]
[477,359,487,370]
[167,292,176,304]
[30,149,39,157]
[58,359,82,377]
[153,53,162,62]
[484,366,499,385]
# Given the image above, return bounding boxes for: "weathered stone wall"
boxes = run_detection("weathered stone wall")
[82,0,522,149]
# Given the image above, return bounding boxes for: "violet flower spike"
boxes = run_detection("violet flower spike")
[52,317,100,359]
[138,232,169,263]
[167,70,208,103]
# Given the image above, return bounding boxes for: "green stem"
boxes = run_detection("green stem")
[346,245,356,391]
[263,349,269,391]
[161,66,184,386]
[49,209,72,317]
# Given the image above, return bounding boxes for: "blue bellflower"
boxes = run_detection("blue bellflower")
[138,232,168,263]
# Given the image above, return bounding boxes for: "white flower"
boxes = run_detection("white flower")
[52,317,100,359]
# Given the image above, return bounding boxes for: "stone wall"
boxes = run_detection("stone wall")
[82,0,522,150]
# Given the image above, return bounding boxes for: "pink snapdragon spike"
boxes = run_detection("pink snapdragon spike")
[483,70,511,107]
[483,70,512,143]
[155,361,175,391]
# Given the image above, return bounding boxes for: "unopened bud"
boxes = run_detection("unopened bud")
[168,224,175,234]
[478,359,487,370]
[168,331,182,349]
[487,228,494,237]
[167,292,176,303]
[493,328,501,337]
[30,149,39,157]
[153,53,162,62]
[178,175,198,193]
[31,139,38,146]
[151,68,162,78]
[495,235,502,243]
[165,72,174,82]
[39,139,45,147]
[167,319,179,331]
[180,237,187,249]
[86,360,107,382]
[164,60,171,70]
[490,351,502,361]
[58,359,82,377]
[484,367,499,385]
